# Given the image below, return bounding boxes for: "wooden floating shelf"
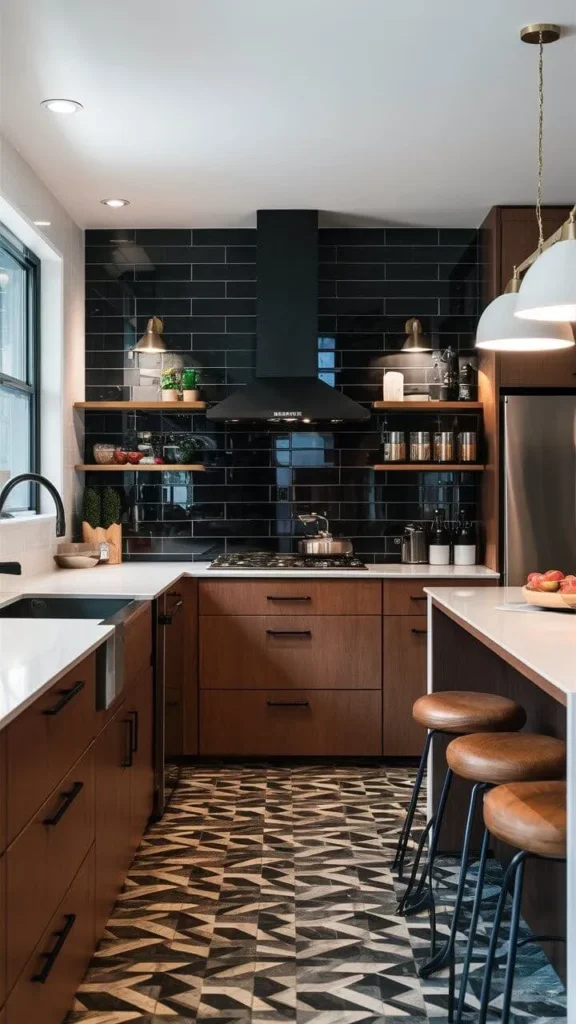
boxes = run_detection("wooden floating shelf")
[372,401,482,411]
[75,464,205,472]
[74,401,206,411]
[372,463,485,472]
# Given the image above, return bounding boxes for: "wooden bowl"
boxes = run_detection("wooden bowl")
[522,586,575,611]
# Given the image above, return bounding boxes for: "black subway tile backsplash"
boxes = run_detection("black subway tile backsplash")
[85,225,481,561]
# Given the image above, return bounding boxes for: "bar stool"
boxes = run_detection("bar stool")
[393,691,526,891]
[420,732,566,1019]
[456,780,566,1024]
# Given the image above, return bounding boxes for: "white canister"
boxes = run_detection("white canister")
[428,544,450,566]
[383,371,404,402]
[454,544,476,566]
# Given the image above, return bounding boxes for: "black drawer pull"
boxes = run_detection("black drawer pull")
[43,781,84,827]
[123,718,134,768]
[267,699,310,707]
[410,595,427,602]
[128,709,139,752]
[32,913,76,983]
[411,628,428,635]
[42,680,85,716]
[159,599,183,625]
[266,595,311,602]
[265,629,312,637]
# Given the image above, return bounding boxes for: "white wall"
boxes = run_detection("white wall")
[0,135,84,580]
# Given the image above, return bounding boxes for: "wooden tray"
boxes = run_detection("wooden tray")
[522,586,576,611]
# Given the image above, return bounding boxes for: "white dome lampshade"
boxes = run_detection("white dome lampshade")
[475,292,574,351]
[515,235,576,323]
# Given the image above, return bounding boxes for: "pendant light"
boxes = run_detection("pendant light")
[134,316,167,353]
[476,271,573,351]
[475,23,574,352]
[515,25,576,324]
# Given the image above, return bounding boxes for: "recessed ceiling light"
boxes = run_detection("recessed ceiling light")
[100,198,130,208]
[34,220,51,227]
[41,98,83,114]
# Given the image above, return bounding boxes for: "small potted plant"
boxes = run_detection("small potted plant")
[161,367,181,402]
[81,486,123,564]
[182,367,199,402]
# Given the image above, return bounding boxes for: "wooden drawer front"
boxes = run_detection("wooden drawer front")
[200,689,382,756]
[127,670,154,851]
[6,846,95,1024]
[383,578,496,615]
[6,746,95,993]
[0,731,5,855]
[199,579,381,616]
[200,615,381,690]
[124,603,152,686]
[0,854,5,1008]
[383,616,428,757]
[6,655,96,845]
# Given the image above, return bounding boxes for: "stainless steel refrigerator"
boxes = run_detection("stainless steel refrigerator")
[503,394,576,584]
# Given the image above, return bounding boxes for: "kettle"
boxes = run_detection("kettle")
[401,524,428,564]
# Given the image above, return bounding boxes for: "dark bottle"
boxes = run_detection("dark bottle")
[441,346,458,401]
[453,510,476,566]
[429,508,450,566]
[458,361,476,402]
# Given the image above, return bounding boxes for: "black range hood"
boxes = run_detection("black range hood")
[207,210,369,422]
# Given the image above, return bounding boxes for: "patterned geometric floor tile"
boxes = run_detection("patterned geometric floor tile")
[68,763,566,1024]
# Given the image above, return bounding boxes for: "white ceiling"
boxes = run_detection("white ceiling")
[1,0,575,229]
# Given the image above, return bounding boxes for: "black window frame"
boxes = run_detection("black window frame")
[0,224,41,513]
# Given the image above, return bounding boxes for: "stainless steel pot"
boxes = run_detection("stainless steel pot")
[297,513,353,556]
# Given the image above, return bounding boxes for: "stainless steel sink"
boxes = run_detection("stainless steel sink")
[0,595,148,710]
[0,595,135,619]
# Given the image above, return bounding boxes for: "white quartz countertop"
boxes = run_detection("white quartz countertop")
[0,561,498,600]
[0,620,114,730]
[426,585,576,699]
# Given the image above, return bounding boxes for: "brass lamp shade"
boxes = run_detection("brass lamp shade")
[403,318,430,351]
[134,316,166,352]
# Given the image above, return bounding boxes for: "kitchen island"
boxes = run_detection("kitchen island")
[426,585,574,1017]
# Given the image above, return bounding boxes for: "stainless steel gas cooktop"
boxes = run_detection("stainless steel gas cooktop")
[209,552,367,570]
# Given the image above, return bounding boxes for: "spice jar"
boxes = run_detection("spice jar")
[409,431,431,462]
[458,431,478,463]
[433,431,455,463]
[382,430,406,462]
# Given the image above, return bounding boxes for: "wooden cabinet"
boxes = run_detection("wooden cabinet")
[6,654,97,845]
[124,603,152,686]
[200,614,381,690]
[0,731,6,855]
[0,854,5,1009]
[162,579,198,756]
[383,578,496,615]
[199,579,381,616]
[6,746,95,992]
[200,689,382,756]
[383,616,428,756]
[94,701,132,936]
[6,847,95,1024]
[126,671,154,852]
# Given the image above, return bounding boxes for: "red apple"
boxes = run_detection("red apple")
[536,579,560,592]
[526,573,544,590]
[561,579,576,594]
[113,448,129,465]
[543,570,564,581]
[527,571,542,582]
[559,575,576,591]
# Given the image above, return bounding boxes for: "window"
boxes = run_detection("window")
[0,226,40,512]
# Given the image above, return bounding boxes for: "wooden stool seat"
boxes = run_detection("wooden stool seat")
[483,781,566,858]
[412,691,526,734]
[446,732,566,784]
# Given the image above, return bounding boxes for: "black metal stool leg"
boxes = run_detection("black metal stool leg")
[478,849,526,1024]
[419,781,488,977]
[455,826,490,1024]
[401,766,454,915]
[396,817,434,915]
[500,853,527,1024]
[393,729,435,879]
